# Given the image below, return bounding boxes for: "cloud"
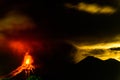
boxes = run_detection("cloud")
[0,10,36,50]
[0,11,35,33]
[65,2,116,14]
[68,35,120,63]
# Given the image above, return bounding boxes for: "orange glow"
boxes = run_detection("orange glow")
[26,58,30,64]
[21,51,35,74]
[9,41,30,54]
[21,51,35,76]
[22,52,33,65]
[0,50,35,79]
[11,51,35,77]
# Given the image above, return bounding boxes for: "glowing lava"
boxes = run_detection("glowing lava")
[0,50,35,79]
[21,51,35,76]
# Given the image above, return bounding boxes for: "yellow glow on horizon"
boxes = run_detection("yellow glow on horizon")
[77,42,120,49]
[69,37,120,63]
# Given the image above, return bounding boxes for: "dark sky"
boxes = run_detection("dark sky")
[0,0,119,37]
[1,0,120,80]
[1,0,119,37]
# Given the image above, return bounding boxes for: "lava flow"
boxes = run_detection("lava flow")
[21,51,35,76]
[0,50,35,79]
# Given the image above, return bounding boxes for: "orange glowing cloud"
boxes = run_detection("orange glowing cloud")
[9,41,30,54]
[8,39,44,55]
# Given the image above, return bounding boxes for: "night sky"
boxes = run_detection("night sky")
[0,0,120,80]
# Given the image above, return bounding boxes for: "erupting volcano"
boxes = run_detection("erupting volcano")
[0,50,35,79]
